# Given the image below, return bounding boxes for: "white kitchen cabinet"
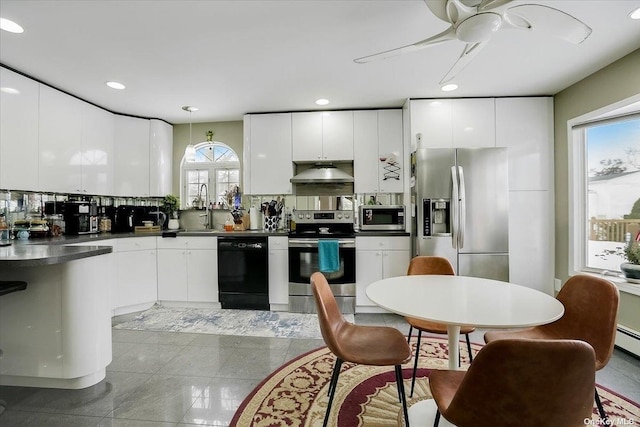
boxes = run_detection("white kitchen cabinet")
[244,113,293,195]
[0,67,40,191]
[149,119,173,197]
[292,111,354,162]
[410,99,452,149]
[81,103,115,195]
[452,98,496,148]
[356,236,410,311]
[268,236,289,310]
[156,236,218,303]
[115,237,157,314]
[496,97,553,191]
[354,110,404,194]
[114,115,150,197]
[38,85,83,193]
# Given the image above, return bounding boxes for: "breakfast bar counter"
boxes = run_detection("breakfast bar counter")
[0,243,112,267]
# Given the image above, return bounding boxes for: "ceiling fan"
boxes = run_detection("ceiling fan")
[354,0,592,84]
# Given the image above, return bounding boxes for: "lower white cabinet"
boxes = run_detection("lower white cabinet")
[356,236,410,310]
[156,236,218,303]
[268,236,289,309]
[116,237,157,312]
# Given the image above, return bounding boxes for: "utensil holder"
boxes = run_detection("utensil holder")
[264,216,280,232]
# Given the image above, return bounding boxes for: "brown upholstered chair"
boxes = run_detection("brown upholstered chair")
[484,274,619,421]
[405,256,475,397]
[430,339,596,427]
[311,272,412,427]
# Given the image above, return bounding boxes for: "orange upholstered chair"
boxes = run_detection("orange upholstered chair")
[484,274,619,421]
[429,339,596,427]
[311,272,412,427]
[405,256,475,397]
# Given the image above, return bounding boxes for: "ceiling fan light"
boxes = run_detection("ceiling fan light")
[630,7,640,20]
[441,83,458,92]
[0,17,24,33]
[456,13,502,43]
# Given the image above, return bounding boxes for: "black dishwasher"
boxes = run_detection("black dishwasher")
[217,236,269,310]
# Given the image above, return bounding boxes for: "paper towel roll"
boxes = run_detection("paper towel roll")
[249,207,261,230]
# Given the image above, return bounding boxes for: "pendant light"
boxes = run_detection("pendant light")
[182,106,198,161]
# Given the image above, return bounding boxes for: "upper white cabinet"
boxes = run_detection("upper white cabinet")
[243,113,293,195]
[0,67,40,191]
[114,115,150,197]
[81,103,115,195]
[149,119,173,197]
[495,97,553,191]
[410,98,495,148]
[38,85,84,193]
[292,111,354,162]
[354,109,404,193]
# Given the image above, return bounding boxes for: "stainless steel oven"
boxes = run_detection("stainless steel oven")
[288,210,356,313]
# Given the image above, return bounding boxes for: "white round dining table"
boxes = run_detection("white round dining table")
[366,275,565,370]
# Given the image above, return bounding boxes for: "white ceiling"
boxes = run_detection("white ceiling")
[1,0,639,124]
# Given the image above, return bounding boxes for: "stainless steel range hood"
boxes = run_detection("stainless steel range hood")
[290,163,354,184]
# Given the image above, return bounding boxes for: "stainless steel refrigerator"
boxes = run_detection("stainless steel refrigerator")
[412,148,509,281]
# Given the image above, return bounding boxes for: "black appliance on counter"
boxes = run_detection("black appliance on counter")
[114,205,158,233]
[63,201,99,235]
[217,236,269,310]
[288,210,356,314]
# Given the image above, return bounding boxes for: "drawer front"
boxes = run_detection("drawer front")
[356,236,409,251]
[268,236,288,250]
[187,236,217,250]
[117,236,156,252]
[156,236,189,249]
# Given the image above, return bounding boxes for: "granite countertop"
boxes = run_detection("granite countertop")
[0,243,112,268]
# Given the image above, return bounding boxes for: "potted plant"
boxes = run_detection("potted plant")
[620,240,640,280]
[162,194,180,229]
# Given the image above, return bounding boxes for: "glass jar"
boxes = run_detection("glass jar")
[99,216,112,233]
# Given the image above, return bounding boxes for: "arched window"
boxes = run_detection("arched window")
[180,142,240,209]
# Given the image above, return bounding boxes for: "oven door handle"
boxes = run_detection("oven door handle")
[288,239,355,248]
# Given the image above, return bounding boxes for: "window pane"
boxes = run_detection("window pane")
[229,169,239,183]
[586,119,640,271]
[187,170,199,182]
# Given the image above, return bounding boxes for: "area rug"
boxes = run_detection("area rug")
[112,304,353,339]
[231,337,640,426]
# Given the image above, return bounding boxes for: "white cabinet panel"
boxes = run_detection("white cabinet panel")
[322,110,354,161]
[452,98,495,148]
[149,119,173,197]
[157,249,188,301]
[268,236,288,307]
[356,249,382,306]
[410,99,452,148]
[508,191,554,294]
[114,116,150,197]
[0,67,39,190]
[378,110,404,193]
[187,249,218,302]
[116,248,157,308]
[246,113,293,195]
[496,97,553,191]
[292,112,323,161]
[81,103,114,195]
[38,85,83,193]
[354,110,379,194]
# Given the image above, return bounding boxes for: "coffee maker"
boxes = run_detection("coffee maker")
[63,201,99,235]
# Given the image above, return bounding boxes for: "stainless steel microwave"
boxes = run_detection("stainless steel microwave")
[359,205,405,231]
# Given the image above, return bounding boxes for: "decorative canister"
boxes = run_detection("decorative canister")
[264,216,280,232]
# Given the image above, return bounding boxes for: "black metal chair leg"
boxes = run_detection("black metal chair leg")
[395,365,410,427]
[434,409,441,427]
[324,358,343,427]
[407,325,413,343]
[410,330,422,398]
[595,388,608,422]
[465,333,473,363]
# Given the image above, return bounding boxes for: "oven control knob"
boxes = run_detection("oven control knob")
[337,214,343,219]
[344,213,350,219]
[298,213,304,219]
[306,214,311,219]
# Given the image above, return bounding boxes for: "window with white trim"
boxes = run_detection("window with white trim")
[180,142,240,209]
[569,102,640,275]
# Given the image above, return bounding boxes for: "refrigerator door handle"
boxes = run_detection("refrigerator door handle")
[451,166,459,249]
[458,166,466,249]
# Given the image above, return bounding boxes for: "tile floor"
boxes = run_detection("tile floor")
[0,313,638,426]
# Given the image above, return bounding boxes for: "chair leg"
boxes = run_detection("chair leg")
[595,388,608,422]
[407,325,413,343]
[433,409,441,427]
[395,365,410,427]
[465,333,473,363]
[324,358,343,427]
[410,330,422,398]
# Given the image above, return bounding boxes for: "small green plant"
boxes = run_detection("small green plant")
[623,240,640,265]
[162,194,180,219]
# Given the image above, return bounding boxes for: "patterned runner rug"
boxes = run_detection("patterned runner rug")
[231,337,640,426]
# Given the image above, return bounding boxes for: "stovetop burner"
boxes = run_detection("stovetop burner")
[288,210,355,238]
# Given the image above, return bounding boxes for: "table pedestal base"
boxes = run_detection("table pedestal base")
[446,325,461,370]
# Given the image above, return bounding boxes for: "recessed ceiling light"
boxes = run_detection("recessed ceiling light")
[182,106,199,112]
[0,17,24,33]
[441,83,458,92]
[106,81,125,90]
[0,87,20,95]
[315,98,330,106]
[630,7,640,19]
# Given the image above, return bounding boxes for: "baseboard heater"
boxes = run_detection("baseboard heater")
[616,325,640,359]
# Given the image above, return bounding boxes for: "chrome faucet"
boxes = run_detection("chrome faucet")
[198,183,210,229]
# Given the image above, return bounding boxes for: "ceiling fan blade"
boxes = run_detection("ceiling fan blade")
[354,27,456,63]
[439,42,487,84]
[477,0,514,12]
[424,0,452,23]
[504,4,592,44]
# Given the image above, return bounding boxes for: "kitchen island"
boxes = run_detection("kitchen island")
[0,242,113,389]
